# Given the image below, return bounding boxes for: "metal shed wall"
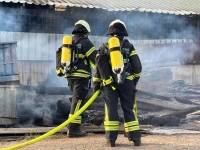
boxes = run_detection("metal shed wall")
[0,31,108,85]
[1,31,200,86]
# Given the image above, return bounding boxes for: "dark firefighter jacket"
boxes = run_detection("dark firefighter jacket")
[59,34,97,79]
[93,36,142,91]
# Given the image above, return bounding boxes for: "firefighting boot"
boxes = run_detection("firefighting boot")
[133,139,141,146]
[106,140,115,147]
[67,123,87,138]
[124,132,129,137]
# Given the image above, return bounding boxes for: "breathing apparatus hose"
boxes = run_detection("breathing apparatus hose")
[0,90,100,150]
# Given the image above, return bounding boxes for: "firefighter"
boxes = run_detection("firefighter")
[93,19,142,147]
[66,20,97,138]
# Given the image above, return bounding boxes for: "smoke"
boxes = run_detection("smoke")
[0,7,24,32]
[120,12,199,67]
[125,12,197,40]
[1,5,200,127]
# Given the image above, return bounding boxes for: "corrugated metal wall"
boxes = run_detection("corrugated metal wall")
[1,31,200,86]
[0,31,63,60]
[0,31,108,85]
[0,31,108,61]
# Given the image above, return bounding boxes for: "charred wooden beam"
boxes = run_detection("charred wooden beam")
[137,90,170,101]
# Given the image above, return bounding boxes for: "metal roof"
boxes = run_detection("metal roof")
[1,0,200,15]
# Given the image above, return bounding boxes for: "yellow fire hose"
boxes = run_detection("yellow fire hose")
[0,90,100,150]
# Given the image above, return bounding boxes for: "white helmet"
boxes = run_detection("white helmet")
[72,20,91,34]
[106,19,128,36]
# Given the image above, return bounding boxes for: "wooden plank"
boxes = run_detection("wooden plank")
[38,73,43,84]
[31,61,37,74]
[17,61,22,75]
[22,72,28,85]
[17,61,23,84]
[0,86,18,119]
[41,62,48,81]
[30,73,35,86]
[0,118,19,125]
[0,125,152,135]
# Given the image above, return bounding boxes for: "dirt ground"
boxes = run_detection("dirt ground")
[1,131,200,150]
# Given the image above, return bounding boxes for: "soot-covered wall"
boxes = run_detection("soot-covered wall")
[0,2,200,40]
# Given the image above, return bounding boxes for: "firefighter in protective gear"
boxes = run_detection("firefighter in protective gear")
[66,20,97,138]
[93,19,142,147]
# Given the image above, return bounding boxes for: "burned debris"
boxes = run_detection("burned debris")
[14,68,200,129]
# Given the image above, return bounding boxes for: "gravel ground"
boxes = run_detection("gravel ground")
[1,131,200,150]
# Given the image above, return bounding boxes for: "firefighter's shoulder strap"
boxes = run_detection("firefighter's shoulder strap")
[120,39,129,70]
[66,36,85,75]
[71,37,83,64]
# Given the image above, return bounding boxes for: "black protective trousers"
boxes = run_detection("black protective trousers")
[67,78,89,130]
[102,80,141,141]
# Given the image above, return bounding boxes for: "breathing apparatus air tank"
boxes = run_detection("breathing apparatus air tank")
[61,35,72,74]
[108,37,124,84]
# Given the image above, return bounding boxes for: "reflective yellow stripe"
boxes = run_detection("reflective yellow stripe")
[104,121,119,131]
[130,50,137,56]
[93,77,101,82]
[69,114,82,120]
[126,75,135,80]
[89,60,95,69]
[133,100,137,117]
[86,47,95,57]
[111,85,116,90]
[69,115,82,124]
[124,126,140,132]
[66,73,90,78]
[104,126,119,131]
[104,106,119,131]
[74,100,82,113]
[104,121,119,126]
[134,72,141,77]
[76,69,90,74]
[124,120,139,127]
[68,108,82,124]
[75,54,85,59]
[124,120,140,132]
[102,76,113,86]
[105,104,109,121]
[71,120,81,124]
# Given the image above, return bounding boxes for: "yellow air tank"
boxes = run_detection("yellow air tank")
[108,37,124,74]
[61,35,72,67]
